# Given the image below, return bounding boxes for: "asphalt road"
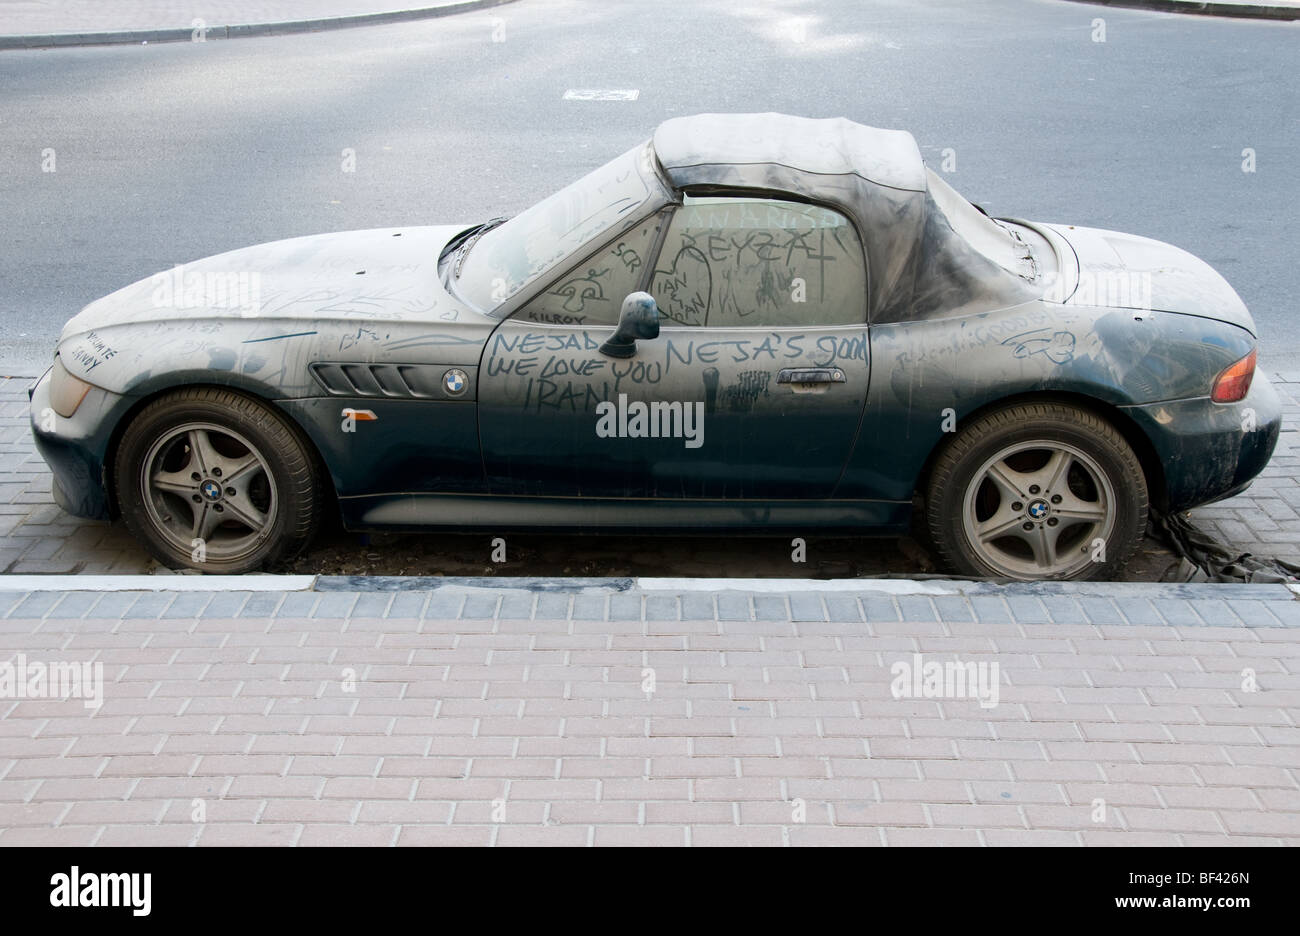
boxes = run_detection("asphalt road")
[0,0,1296,378]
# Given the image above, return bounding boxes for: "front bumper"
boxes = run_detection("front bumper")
[1121,370,1283,512]
[29,367,130,520]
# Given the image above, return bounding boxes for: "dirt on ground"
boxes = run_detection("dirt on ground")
[283,527,1185,582]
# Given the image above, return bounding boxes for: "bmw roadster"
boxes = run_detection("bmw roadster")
[29,113,1280,580]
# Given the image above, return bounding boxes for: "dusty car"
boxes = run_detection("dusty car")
[30,113,1279,580]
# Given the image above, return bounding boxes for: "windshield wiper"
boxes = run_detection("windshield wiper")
[453,216,508,278]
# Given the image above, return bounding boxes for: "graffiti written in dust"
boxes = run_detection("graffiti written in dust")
[651,200,850,327]
[892,309,1060,370]
[546,266,611,315]
[665,332,866,369]
[488,330,634,410]
[338,326,390,353]
[524,310,589,326]
[971,309,1053,345]
[721,370,771,413]
[613,241,642,275]
[487,329,866,413]
[1001,328,1076,365]
[652,245,712,326]
[67,332,118,372]
[254,286,426,322]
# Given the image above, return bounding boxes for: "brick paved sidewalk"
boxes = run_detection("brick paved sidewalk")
[2,374,1298,578]
[0,578,1297,846]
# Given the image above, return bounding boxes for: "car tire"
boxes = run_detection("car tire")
[114,387,321,574]
[925,402,1148,581]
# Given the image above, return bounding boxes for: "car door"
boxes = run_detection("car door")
[477,194,871,500]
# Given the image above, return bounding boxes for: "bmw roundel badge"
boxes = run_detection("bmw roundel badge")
[443,368,468,396]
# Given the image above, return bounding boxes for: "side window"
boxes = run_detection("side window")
[650,196,866,328]
[514,211,665,327]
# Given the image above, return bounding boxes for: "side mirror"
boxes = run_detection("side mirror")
[600,292,660,359]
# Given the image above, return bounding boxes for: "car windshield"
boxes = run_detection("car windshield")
[926,169,1036,280]
[457,142,667,312]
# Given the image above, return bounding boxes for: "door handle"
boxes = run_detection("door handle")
[777,367,847,385]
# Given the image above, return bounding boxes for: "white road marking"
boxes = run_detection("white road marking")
[562,89,640,101]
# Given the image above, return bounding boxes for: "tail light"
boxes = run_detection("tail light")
[1211,348,1256,403]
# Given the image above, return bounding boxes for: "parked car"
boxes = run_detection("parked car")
[29,113,1280,580]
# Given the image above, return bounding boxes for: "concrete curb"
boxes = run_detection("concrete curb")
[1064,0,1300,20]
[0,0,517,51]
[0,574,317,592]
[1,573,1293,601]
[318,575,1300,601]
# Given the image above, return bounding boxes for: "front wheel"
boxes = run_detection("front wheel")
[925,402,1148,581]
[114,388,322,573]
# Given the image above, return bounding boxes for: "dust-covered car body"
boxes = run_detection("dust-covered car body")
[30,113,1280,579]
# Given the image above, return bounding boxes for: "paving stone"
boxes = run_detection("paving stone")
[609,594,643,622]
[680,595,714,621]
[239,593,284,618]
[934,596,975,623]
[426,590,466,619]
[460,593,501,619]
[752,596,787,622]
[716,594,751,621]
[386,592,427,619]
[202,591,252,618]
[498,592,535,620]
[862,596,900,622]
[789,594,825,622]
[898,596,937,622]
[645,596,679,622]
[1005,596,1049,623]
[1115,598,1162,626]
[124,592,177,618]
[45,591,98,618]
[1149,599,1202,626]
[10,591,60,617]
[350,592,393,619]
[570,595,607,621]
[1041,597,1087,625]
[824,596,862,623]
[275,591,319,618]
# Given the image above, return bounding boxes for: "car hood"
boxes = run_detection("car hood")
[60,225,487,340]
[1048,224,1255,337]
[55,226,502,396]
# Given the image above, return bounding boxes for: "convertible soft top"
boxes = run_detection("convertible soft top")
[651,112,1035,324]
[653,112,927,194]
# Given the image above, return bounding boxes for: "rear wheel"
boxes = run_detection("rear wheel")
[926,402,1147,581]
[114,388,321,573]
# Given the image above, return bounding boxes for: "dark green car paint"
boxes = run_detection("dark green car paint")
[29,113,1281,551]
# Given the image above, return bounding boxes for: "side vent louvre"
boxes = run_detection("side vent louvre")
[310,363,460,400]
